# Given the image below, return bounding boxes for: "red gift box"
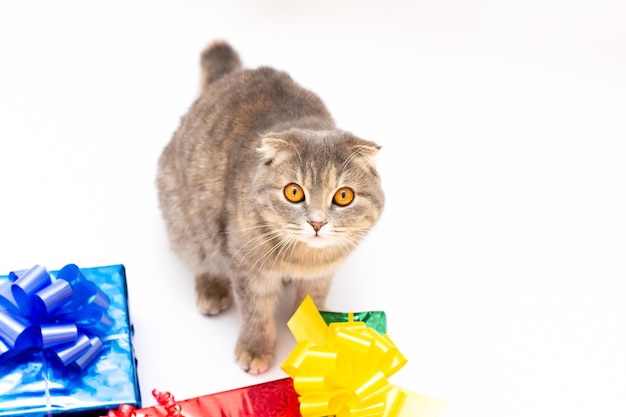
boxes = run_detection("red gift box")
[107,378,301,417]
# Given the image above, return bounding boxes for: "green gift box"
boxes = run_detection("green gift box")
[320,309,387,335]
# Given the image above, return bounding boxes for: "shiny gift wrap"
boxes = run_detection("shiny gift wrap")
[106,378,301,417]
[0,264,141,416]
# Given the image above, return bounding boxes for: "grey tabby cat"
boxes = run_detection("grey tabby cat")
[156,40,385,374]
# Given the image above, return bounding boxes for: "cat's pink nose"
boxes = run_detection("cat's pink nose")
[308,221,327,232]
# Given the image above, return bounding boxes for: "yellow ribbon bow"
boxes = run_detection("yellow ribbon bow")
[281,296,448,417]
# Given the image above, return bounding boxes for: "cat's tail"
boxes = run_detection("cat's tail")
[200,40,242,90]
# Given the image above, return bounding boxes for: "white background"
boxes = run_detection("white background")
[1,1,625,416]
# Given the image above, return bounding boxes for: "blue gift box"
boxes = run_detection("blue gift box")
[0,264,141,416]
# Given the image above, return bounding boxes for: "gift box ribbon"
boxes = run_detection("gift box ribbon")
[281,296,448,417]
[0,264,113,369]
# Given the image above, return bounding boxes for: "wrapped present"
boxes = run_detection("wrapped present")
[107,378,301,417]
[0,263,141,416]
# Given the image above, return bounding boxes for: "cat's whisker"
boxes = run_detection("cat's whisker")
[340,238,359,253]
[249,235,294,274]
[234,229,279,255]
[341,149,363,171]
[334,233,363,255]
[289,142,304,164]
[285,236,301,267]
[270,238,299,277]
[232,229,283,269]
[268,236,297,275]
[231,232,279,263]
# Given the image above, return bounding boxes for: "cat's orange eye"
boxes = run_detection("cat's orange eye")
[333,187,354,206]
[284,183,305,203]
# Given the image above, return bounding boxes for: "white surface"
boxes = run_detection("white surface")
[1,1,625,416]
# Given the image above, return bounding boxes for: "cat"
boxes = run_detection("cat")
[156,40,385,374]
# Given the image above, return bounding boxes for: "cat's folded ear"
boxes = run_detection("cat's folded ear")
[351,140,382,169]
[257,137,290,165]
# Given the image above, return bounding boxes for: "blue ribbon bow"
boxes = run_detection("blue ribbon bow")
[0,264,113,369]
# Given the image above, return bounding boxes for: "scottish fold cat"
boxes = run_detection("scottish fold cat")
[157,40,385,374]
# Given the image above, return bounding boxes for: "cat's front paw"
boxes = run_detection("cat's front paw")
[235,343,274,375]
[197,293,231,316]
[195,273,232,316]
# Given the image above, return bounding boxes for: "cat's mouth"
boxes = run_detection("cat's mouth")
[301,234,333,249]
